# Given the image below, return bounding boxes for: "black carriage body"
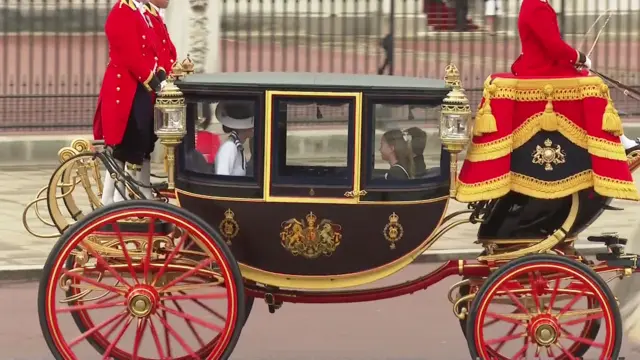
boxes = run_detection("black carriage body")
[172,72,452,288]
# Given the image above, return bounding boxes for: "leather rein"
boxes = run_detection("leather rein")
[591,68,640,102]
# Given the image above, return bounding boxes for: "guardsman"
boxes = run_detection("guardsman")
[94,0,167,205]
[511,0,591,76]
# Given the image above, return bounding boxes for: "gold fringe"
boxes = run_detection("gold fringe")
[465,136,513,162]
[593,174,640,200]
[456,170,639,202]
[587,136,628,161]
[473,82,498,136]
[539,84,558,131]
[455,174,511,202]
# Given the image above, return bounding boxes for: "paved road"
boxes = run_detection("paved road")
[4,164,640,269]
[4,264,640,359]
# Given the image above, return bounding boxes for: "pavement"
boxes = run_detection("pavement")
[3,161,639,280]
[2,264,639,359]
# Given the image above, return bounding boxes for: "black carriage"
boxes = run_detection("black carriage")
[26,60,640,359]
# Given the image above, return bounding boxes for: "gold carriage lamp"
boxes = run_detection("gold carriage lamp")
[154,56,194,190]
[439,64,472,198]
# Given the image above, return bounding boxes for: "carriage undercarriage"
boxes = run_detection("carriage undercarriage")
[24,63,640,359]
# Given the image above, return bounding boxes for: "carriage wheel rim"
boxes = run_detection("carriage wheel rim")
[473,262,616,359]
[43,207,240,360]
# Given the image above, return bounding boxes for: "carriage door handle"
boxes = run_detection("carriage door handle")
[344,190,368,198]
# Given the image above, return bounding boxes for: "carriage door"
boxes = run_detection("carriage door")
[264,91,363,204]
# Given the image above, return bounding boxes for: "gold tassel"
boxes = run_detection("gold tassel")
[539,84,557,131]
[600,84,623,136]
[473,83,498,136]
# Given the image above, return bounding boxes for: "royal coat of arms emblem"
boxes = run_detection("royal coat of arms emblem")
[279,212,342,259]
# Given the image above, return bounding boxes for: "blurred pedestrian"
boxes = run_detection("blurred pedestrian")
[454,0,469,31]
[377,32,393,75]
[484,0,503,35]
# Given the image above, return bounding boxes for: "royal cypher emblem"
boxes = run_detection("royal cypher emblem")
[532,138,566,171]
[280,212,342,259]
[218,209,239,245]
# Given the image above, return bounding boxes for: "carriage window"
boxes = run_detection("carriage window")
[272,97,353,180]
[372,103,443,181]
[185,100,257,178]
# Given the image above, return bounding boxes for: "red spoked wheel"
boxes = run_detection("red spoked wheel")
[465,254,621,360]
[38,200,245,360]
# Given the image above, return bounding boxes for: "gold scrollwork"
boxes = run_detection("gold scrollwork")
[382,212,404,249]
[218,209,239,245]
[280,212,342,259]
[532,138,566,171]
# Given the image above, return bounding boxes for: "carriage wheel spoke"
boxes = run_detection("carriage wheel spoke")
[547,278,561,314]
[101,316,133,360]
[178,290,227,322]
[131,318,148,360]
[143,217,156,283]
[161,309,172,357]
[147,317,167,359]
[528,272,542,313]
[500,285,530,315]
[68,311,127,347]
[485,331,526,345]
[152,229,190,286]
[112,221,141,284]
[554,342,578,360]
[82,240,133,289]
[561,330,605,348]
[510,342,528,360]
[57,297,125,313]
[156,312,198,358]
[158,304,224,332]
[557,290,585,317]
[494,323,519,353]
[169,296,207,348]
[485,311,526,325]
[158,257,215,293]
[560,312,603,326]
[63,269,126,295]
[161,292,227,302]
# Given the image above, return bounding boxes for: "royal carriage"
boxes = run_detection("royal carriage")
[24,59,640,359]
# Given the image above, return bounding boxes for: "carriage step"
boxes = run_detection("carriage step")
[602,204,624,211]
[587,234,628,246]
[595,253,637,268]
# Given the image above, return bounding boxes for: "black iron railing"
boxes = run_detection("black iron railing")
[1,0,639,131]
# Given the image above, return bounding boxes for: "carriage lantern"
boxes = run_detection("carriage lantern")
[154,56,194,190]
[439,64,472,197]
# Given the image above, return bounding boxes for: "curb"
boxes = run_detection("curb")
[0,244,608,281]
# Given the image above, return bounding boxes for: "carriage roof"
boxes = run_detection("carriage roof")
[177,72,448,97]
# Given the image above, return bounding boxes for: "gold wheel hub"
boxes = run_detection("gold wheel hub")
[127,287,158,318]
[534,324,558,346]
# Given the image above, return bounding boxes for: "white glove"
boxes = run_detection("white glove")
[160,80,167,91]
[584,56,592,69]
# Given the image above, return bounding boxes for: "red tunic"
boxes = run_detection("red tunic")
[511,0,584,76]
[145,4,178,75]
[93,0,162,146]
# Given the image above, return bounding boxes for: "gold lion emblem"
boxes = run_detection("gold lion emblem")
[532,138,566,171]
[280,212,342,259]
